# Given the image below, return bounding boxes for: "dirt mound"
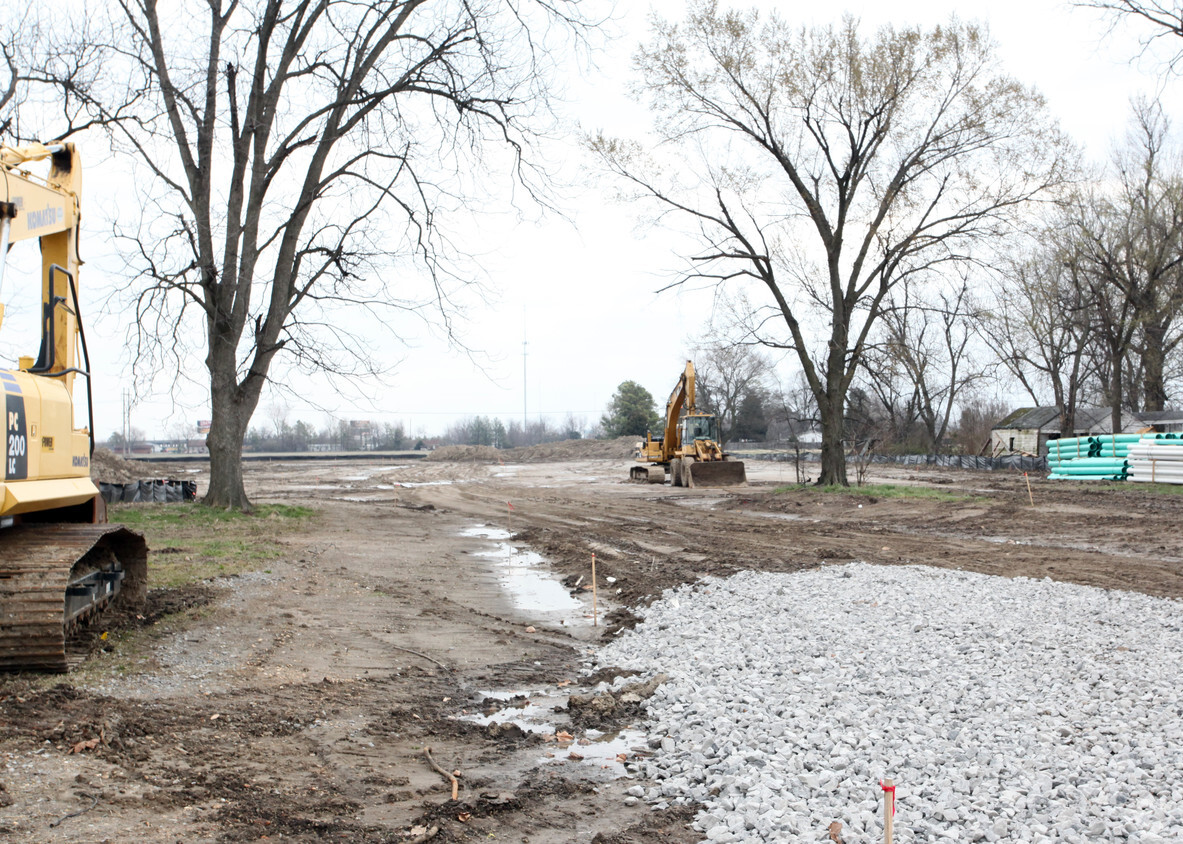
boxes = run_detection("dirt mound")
[91,447,155,483]
[425,444,503,462]
[426,437,637,464]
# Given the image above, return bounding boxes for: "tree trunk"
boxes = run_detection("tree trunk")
[205,415,251,510]
[203,347,259,510]
[1142,322,1168,412]
[1109,352,1124,435]
[816,392,848,486]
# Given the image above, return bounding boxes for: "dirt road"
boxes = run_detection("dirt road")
[2,456,1181,843]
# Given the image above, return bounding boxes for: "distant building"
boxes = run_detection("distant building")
[990,406,1183,455]
[1135,410,1183,435]
[989,407,1122,456]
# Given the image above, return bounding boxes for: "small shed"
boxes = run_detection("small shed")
[989,406,1118,456]
[1134,410,1183,434]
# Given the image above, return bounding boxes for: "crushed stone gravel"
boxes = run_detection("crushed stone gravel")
[594,563,1183,843]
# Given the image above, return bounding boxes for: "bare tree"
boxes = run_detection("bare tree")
[861,281,985,452]
[691,341,772,447]
[952,395,1011,455]
[589,5,1069,485]
[1077,1,1183,69]
[0,28,16,134]
[1,11,120,140]
[1065,98,1183,429]
[36,0,591,508]
[981,243,1099,435]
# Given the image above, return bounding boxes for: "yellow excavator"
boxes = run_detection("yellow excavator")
[0,141,147,672]
[630,361,747,488]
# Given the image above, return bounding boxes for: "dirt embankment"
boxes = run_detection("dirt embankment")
[427,436,637,463]
[90,447,157,483]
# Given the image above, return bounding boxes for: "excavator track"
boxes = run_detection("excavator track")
[0,524,148,672]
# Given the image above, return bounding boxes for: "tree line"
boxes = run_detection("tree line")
[590,1,1183,482]
[7,0,1182,501]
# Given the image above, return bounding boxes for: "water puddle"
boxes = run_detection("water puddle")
[560,727,647,775]
[341,466,407,481]
[461,525,512,540]
[457,688,643,778]
[462,524,594,625]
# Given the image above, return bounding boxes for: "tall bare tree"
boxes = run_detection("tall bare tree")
[861,281,984,452]
[691,341,772,447]
[981,245,1098,435]
[36,0,590,508]
[1065,98,1183,429]
[590,4,1069,485]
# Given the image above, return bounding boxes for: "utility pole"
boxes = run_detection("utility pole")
[522,311,528,429]
[122,389,131,456]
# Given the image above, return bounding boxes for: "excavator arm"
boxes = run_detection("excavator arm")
[660,360,696,454]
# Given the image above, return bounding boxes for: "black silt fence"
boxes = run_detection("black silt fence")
[98,479,198,504]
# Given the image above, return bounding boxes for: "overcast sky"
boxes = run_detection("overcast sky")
[7,0,1180,441]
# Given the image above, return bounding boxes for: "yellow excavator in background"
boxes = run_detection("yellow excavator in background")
[0,141,147,672]
[630,361,747,488]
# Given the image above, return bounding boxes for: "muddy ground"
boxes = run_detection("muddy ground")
[2,456,1182,843]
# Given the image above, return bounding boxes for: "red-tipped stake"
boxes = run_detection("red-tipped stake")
[881,779,895,844]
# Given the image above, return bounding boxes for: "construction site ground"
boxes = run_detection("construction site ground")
[2,453,1182,843]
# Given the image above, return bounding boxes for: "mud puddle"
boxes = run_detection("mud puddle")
[459,687,644,778]
[342,465,407,480]
[462,525,590,625]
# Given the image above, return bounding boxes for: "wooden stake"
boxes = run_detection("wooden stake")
[1024,472,1034,507]
[882,778,895,844]
[507,501,513,534]
[591,553,598,627]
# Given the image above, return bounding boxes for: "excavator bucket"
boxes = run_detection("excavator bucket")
[688,460,747,488]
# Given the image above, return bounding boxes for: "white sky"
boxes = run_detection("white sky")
[6,0,1181,440]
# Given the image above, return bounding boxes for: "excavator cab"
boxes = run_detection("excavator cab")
[682,415,718,443]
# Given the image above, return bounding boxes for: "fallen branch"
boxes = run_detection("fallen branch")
[391,645,450,670]
[423,746,459,800]
[408,825,440,843]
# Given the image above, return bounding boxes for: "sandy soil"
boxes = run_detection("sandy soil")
[2,456,1182,843]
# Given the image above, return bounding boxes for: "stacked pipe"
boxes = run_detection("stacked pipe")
[1126,435,1183,485]
[1046,434,1140,480]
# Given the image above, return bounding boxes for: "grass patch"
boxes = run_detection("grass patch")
[108,502,315,588]
[111,502,313,529]
[773,483,977,502]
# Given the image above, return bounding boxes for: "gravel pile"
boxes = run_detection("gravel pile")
[596,563,1183,843]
